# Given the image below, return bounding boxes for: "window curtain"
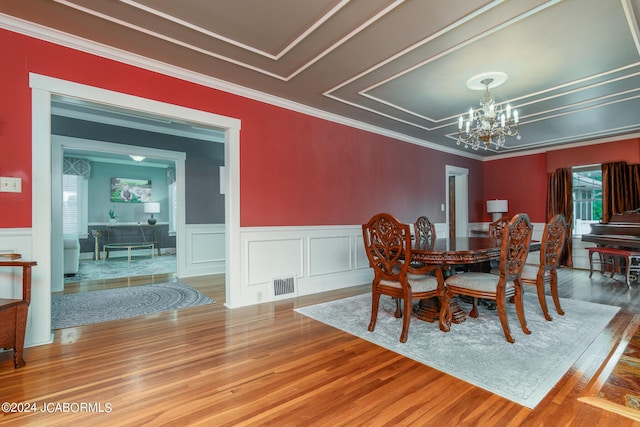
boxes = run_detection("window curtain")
[166,167,176,185]
[62,157,90,236]
[63,157,91,179]
[546,167,573,267]
[601,161,640,223]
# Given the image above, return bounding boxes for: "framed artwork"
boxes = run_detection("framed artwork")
[110,177,152,203]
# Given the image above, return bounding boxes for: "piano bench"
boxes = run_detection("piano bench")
[586,247,640,287]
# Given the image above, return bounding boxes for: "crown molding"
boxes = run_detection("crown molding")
[0,13,517,162]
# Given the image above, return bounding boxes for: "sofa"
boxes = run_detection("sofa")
[63,235,80,275]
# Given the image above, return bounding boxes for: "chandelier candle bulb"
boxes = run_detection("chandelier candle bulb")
[456,74,521,150]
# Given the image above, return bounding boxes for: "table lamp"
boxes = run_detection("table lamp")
[487,199,508,222]
[144,202,160,225]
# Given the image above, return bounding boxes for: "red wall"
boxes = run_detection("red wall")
[483,154,547,223]
[5,29,640,230]
[546,139,640,172]
[484,139,640,223]
[0,28,484,228]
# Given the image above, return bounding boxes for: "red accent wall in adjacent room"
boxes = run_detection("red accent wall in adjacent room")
[546,139,640,172]
[0,28,485,228]
[483,153,547,223]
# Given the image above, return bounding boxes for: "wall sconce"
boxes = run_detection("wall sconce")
[487,199,508,222]
[144,202,160,225]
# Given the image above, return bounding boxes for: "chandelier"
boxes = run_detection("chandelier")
[457,77,520,150]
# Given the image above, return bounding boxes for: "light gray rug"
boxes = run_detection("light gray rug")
[295,293,620,409]
[52,282,214,329]
[64,255,177,283]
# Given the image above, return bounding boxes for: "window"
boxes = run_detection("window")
[572,166,602,236]
[168,181,177,235]
[62,174,88,236]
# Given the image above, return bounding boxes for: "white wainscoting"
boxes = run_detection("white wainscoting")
[237,225,373,307]
[98,220,560,307]
[180,224,226,278]
[234,222,552,308]
[0,228,51,348]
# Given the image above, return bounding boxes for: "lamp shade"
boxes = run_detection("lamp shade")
[144,202,160,214]
[487,199,508,213]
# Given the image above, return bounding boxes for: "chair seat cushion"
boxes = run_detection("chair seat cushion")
[520,264,548,281]
[445,272,514,293]
[380,273,439,293]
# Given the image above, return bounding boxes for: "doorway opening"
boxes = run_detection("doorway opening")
[29,74,242,346]
[50,94,226,292]
[54,137,185,291]
[446,165,469,238]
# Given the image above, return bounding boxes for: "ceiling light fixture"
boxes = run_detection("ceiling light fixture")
[457,73,520,150]
[130,155,145,162]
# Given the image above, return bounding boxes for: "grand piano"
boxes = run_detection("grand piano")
[582,208,640,249]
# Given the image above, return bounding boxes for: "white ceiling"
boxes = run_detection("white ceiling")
[2,0,640,158]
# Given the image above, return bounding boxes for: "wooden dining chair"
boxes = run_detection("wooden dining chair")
[411,216,436,269]
[487,215,511,274]
[362,213,447,343]
[414,216,436,245]
[520,214,568,321]
[488,215,511,239]
[0,254,37,368]
[442,213,533,343]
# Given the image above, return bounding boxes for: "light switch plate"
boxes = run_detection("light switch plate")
[0,177,22,193]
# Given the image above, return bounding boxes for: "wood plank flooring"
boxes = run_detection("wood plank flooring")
[1,268,639,426]
[579,314,640,422]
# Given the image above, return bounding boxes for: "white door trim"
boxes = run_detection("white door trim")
[445,165,469,237]
[30,73,242,343]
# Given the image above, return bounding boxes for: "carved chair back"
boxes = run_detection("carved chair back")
[414,216,436,246]
[539,214,569,272]
[489,215,511,239]
[496,213,533,280]
[362,213,411,284]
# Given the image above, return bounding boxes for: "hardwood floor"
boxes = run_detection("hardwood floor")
[1,269,639,426]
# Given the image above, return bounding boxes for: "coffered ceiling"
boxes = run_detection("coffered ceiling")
[2,0,640,158]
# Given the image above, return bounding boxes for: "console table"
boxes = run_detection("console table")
[104,224,161,256]
[103,243,155,262]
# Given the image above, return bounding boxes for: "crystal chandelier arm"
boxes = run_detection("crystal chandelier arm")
[456,77,521,151]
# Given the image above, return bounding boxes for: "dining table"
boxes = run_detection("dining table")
[410,236,541,324]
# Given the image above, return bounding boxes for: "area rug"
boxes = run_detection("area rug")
[64,255,176,283]
[579,314,640,421]
[52,282,214,329]
[295,293,620,409]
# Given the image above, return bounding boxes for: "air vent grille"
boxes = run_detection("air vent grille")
[273,277,295,297]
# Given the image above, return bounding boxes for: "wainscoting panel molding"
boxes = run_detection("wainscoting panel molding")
[308,236,352,277]
[0,228,51,348]
[355,233,370,270]
[238,225,373,307]
[182,224,225,277]
[247,238,304,285]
